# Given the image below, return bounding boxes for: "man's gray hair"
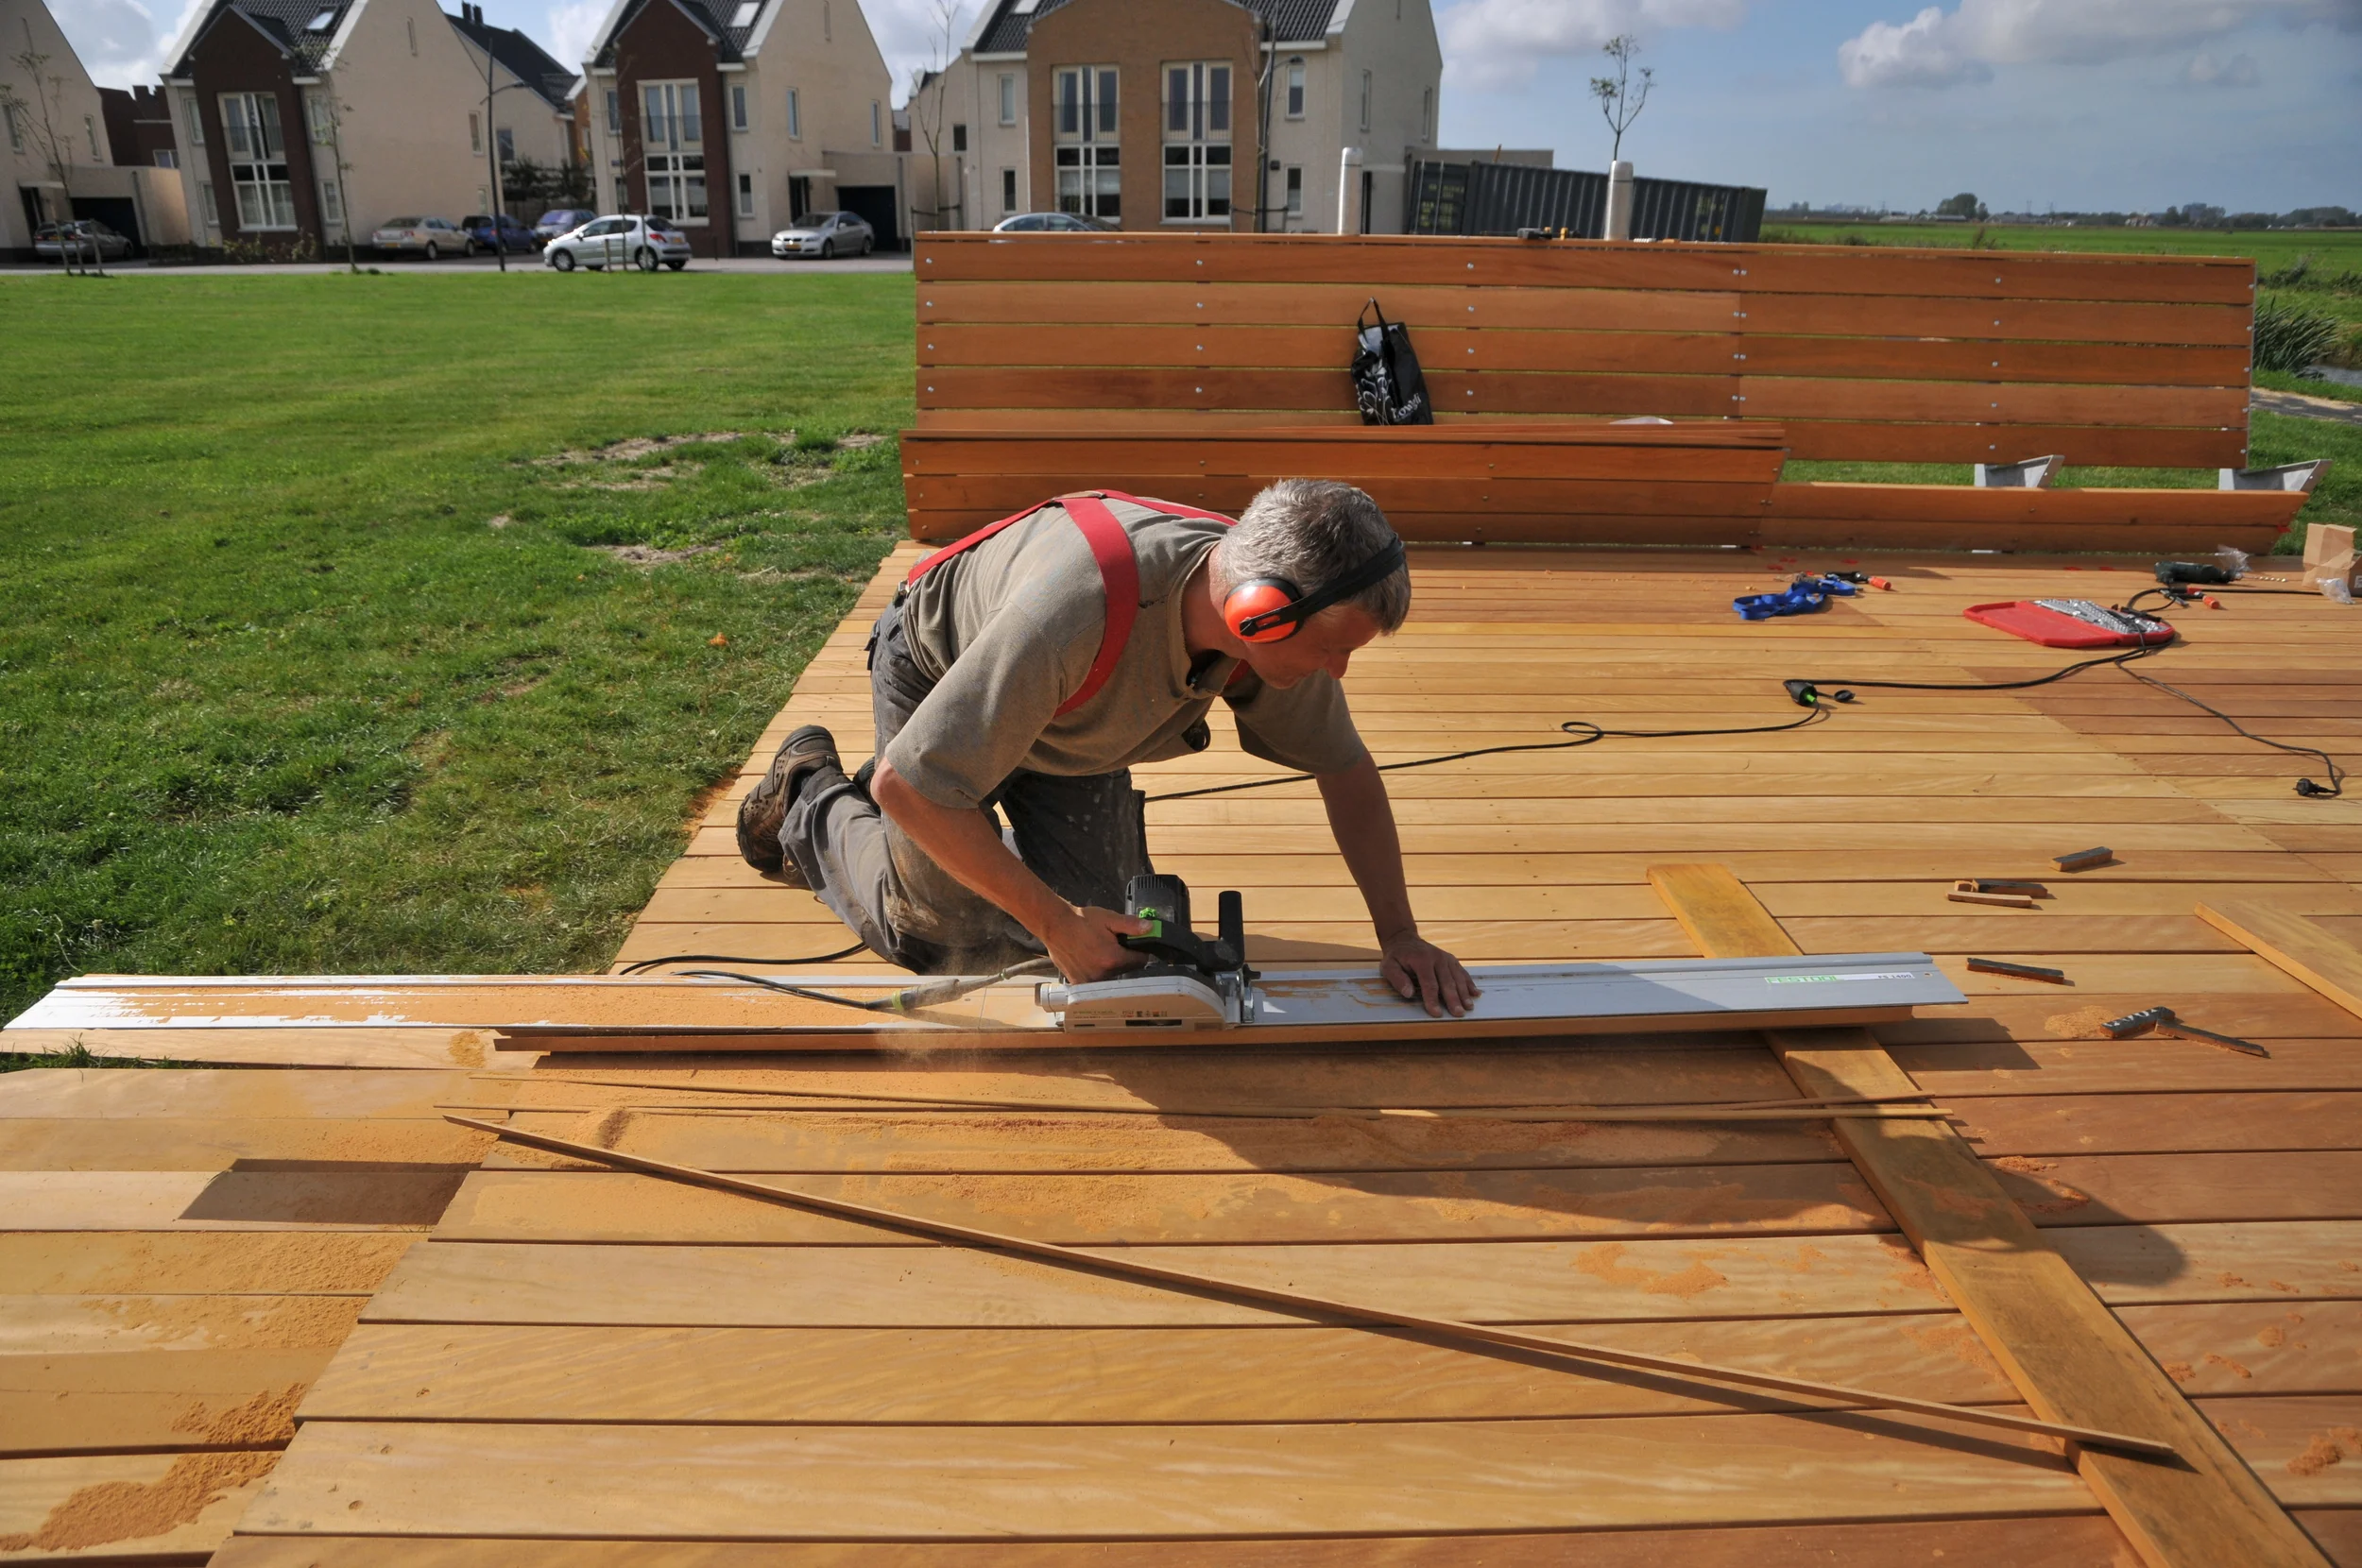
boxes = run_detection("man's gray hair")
[1223,479,1411,633]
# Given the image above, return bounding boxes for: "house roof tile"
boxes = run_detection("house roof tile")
[972,0,1341,55]
[448,10,575,110]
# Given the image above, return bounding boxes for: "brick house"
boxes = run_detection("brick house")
[578,0,897,258]
[99,86,182,169]
[907,0,1440,234]
[2,0,189,254]
[161,0,491,252]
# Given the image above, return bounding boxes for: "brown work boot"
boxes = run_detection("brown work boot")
[735,724,843,881]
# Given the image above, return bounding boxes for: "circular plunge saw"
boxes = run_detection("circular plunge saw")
[1036,875,1260,1030]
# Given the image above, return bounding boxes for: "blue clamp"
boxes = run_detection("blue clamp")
[1734,573,1859,621]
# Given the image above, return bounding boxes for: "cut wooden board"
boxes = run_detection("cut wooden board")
[361,1236,1956,1328]
[234,1412,2095,1540]
[0,1347,329,1458]
[0,1296,368,1357]
[2051,1221,2362,1304]
[204,1517,2141,1568]
[0,1450,271,1561]
[2199,903,2362,1020]
[1649,861,2330,1568]
[0,1232,415,1295]
[0,1171,464,1232]
[1942,1093,2362,1156]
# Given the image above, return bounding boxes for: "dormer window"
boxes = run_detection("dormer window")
[305,9,334,29]
[729,2,757,26]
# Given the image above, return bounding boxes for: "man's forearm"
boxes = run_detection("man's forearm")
[1316,752,1418,940]
[868,765,1069,936]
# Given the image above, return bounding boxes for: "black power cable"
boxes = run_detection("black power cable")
[617,941,867,976]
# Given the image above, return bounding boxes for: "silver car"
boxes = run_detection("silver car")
[771,211,874,259]
[34,219,133,261]
[371,215,471,259]
[543,214,693,272]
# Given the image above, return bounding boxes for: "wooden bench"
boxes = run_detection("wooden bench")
[904,231,2322,552]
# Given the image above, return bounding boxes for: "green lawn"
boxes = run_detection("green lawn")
[1,265,2353,1031]
[0,270,914,1023]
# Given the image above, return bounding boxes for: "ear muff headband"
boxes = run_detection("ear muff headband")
[1227,537,1407,642]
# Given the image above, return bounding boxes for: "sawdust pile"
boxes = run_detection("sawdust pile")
[2286,1426,2362,1476]
[0,1450,276,1552]
[169,1383,307,1445]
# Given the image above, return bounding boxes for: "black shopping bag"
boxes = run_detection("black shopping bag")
[1352,299,1434,426]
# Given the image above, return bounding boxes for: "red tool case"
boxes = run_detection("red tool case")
[1961,599,2176,650]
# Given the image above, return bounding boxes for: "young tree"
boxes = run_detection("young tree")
[906,0,961,231]
[7,20,98,275]
[307,83,362,272]
[1590,34,1652,164]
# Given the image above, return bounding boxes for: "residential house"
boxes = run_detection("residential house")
[907,0,1440,234]
[160,0,491,253]
[3,0,189,254]
[99,85,182,168]
[578,0,897,258]
[446,1,580,196]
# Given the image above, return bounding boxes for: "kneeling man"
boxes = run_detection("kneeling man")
[736,480,1477,1017]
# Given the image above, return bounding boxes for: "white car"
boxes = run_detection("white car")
[543,214,693,272]
[771,211,874,259]
[371,216,471,259]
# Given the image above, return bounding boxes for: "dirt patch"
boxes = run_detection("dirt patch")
[539,433,747,466]
[594,543,720,567]
[839,432,882,450]
[0,1450,276,1552]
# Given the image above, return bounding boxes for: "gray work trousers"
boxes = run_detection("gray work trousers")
[779,598,1155,975]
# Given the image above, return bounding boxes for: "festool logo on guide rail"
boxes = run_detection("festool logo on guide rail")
[1764,972,1923,984]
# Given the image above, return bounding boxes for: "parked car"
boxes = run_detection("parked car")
[33,219,133,261]
[371,216,471,259]
[991,212,1107,232]
[533,207,596,244]
[771,211,874,259]
[459,213,540,253]
[542,213,692,272]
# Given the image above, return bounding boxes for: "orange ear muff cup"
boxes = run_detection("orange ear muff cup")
[1224,579,1302,643]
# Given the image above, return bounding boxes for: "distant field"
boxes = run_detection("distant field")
[1757,221,2362,270]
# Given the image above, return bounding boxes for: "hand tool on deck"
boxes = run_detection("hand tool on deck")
[1958,879,2048,897]
[1965,957,2070,984]
[2052,846,2114,873]
[2100,1005,2268,1058]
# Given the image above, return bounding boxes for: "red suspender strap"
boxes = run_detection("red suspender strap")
[1052,495,1140,716]
[902,490,1238,718]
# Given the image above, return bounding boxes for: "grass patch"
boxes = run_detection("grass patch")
[0,270,914,1022]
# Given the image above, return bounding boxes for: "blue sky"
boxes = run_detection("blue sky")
[50,0,2361,212]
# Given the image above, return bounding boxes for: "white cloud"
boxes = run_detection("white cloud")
[544,0,607,65]
[48,0,204,89]
[1438,0,1747,91]
[2186,49,2261,84]
[1839,0,2360,89]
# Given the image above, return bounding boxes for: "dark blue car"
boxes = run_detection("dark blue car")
[458,213,540,253]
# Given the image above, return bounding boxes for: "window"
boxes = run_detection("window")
[182,94,203,145]
[1359,69,1371,132]
[306,92,333,144]
[605,88,620,135]
[736,171,752,215]
[319,177,343,230]
[497,126,513,161]
[1001,166,1017,213]
[1161,60,1229,222]
[1053,67,1118,221]
[998,73,1016,125]
[1285,60,1303,118]
[821,0,830,40]
[730,83,747,130]
[469,111,482,154]
[1420,86,1432,143]
[641,80,707,223]
[154,148,177,168]
[785,86,799,138]
[869,99,880,145]
[1284,165,1301,216]
[4,102,21,152]
[218,92,295,229]
[729,0,757,23]
[951,123,966,153]
[405,16,416,53]
[198,181,217,228]
[85,114,100,159]
[305,8,335,28]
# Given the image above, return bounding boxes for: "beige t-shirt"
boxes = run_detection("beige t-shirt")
[888,498,1368,810]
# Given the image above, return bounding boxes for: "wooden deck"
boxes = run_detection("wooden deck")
[5,544,2360,1564]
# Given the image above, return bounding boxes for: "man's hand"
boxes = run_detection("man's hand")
[1381,931,1481,1019]
[1045,905,1154,983]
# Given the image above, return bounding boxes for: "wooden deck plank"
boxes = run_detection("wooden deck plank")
[1652,862,2329,1568]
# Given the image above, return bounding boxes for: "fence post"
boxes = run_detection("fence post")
[1604,160,1634,241]
[1337,147,1362,235]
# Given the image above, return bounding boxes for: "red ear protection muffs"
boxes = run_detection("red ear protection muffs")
[1222,537,1407,644]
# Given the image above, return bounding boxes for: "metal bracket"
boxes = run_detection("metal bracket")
[2219,458,2331,493]
[1973,454,2063,488]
